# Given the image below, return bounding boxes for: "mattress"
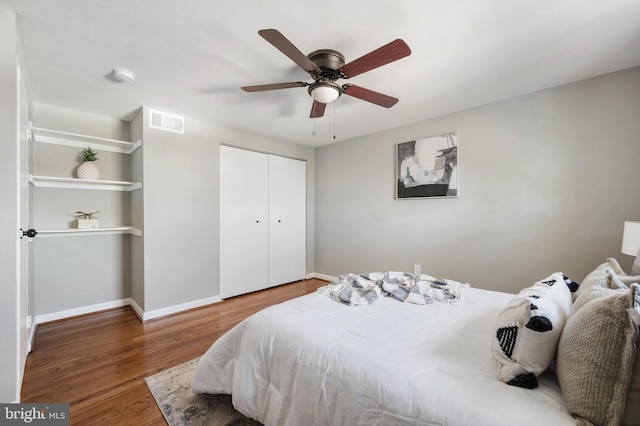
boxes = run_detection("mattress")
[192,286,574,425]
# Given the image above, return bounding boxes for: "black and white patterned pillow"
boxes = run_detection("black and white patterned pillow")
[492,272,578,389]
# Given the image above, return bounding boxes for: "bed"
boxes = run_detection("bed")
[192,264,640,426]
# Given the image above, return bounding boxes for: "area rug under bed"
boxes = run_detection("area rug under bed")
[144,357,261,426]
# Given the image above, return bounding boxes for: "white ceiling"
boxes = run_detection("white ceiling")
[2,0,640,147]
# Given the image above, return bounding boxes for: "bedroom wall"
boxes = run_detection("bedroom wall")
[129,109,144,311]
[140,106,316,312]
[0,7,20,402]
[30,103,133,318]
[315,67,640,294]
[27,101,316,319]
[139,107,220,313]
[0,5,19,402]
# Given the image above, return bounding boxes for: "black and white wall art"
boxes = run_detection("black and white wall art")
[396,132,458,199]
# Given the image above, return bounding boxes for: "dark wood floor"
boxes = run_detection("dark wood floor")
[21,278,325,425]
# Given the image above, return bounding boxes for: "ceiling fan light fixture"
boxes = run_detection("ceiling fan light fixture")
[309,81,342,104]
[242,30,412,118]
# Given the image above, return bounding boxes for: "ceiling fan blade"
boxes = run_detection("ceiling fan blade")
[310,100,326,118]
[342,84,399,108]
[258,29,321,73]
[340,39,411,78]
[241,82,308,92]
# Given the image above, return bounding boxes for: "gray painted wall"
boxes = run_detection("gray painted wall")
[130,109,144,310]
[31,103,134,316]
[140,107,315,311]
[29,103,316,316]
[140,107,220,311]
[315,67,640,294]
[0,6,19,403]
[24,68,640,318]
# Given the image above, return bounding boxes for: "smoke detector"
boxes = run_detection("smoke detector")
[113,68,135,83]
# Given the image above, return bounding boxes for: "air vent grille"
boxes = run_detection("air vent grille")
[149,109,184,134]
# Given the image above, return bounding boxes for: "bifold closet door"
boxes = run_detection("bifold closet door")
[268,154,306,286]
[220,145,269,298]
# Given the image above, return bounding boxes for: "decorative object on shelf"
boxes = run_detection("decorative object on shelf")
[75,211,100,229]
[77,147,100,180]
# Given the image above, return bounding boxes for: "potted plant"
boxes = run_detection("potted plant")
[77,147,100,180]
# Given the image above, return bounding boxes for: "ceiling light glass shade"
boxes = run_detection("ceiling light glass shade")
[311,84,340,103]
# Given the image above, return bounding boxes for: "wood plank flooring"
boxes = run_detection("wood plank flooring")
[21,278,326,425]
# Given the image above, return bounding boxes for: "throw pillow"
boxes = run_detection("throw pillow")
[492,272,574,389]
[573,258,640,303]
[622,283,640,426]
[556,281,639,426]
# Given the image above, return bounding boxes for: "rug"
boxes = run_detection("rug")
[145,358,262,426]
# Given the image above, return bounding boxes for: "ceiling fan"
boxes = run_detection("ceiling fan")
[241,29,412,118]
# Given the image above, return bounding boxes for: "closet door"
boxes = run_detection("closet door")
[220,145,269,298]
[268,154,306,286]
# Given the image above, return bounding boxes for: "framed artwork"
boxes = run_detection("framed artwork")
[396,132,458,199]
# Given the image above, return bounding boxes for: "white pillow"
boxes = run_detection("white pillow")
[492,272,574,388]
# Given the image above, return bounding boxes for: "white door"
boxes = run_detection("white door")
[268,155,306,286]
[16,63,31,392]
[220,146,269,298]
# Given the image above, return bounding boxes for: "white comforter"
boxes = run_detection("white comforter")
[192,287,573,426]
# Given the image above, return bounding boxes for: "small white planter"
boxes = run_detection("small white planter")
[77,161,100,180]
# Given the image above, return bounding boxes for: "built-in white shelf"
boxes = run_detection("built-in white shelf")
[29,175,142,191]
[31,127,142,154]
[35,227,143,238]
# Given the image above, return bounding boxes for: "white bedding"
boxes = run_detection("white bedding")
[192,287,574,426]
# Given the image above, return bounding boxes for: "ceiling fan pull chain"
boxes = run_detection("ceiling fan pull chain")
[333,101,336,140]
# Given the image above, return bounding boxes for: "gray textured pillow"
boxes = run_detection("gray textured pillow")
[632,255,640,276]
[572,258,631,302]
[556,279,639,426]
[622,284,640,426]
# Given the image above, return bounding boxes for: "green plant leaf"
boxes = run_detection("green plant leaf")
[79,147,99,162]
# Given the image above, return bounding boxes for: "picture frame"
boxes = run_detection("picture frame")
[396,132,458,199]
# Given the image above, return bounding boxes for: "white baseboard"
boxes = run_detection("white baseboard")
[27,323,37,353]
[36,295,225,324]
[140,295,223,321]
[129,298,145,321]
[35,277,336,325]
[36,298,132,324]
[306,272,336,282]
